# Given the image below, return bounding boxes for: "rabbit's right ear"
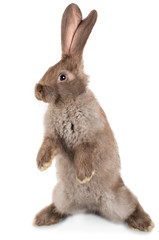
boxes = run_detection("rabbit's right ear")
[61,3,82,57]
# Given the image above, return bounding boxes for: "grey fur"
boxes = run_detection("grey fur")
[45,89,136,221]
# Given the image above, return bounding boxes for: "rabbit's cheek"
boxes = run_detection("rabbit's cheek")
[44,88,58,103]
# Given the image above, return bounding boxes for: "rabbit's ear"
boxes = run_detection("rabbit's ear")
[70,10,97,59]
[61,4,82,57]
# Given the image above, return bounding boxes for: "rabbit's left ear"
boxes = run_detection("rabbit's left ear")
[61,4,82,57]
[70,10,97,59]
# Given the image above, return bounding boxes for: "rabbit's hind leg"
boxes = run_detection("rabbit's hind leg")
[33,203,67,226]
[100,181,154,232]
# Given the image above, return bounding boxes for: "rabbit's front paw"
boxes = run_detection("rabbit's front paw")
[76,169,95,184]
[37,149,56,171]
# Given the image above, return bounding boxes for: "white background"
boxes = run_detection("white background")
[0,0,159,239]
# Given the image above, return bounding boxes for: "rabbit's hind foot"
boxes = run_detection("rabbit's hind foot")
[33,203,66,226]
[125,203,154,232]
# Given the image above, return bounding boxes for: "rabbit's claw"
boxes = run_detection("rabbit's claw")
[39,160,52,171]
[76,170,95,184]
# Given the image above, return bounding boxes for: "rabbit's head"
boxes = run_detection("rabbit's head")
[35,3,97,103]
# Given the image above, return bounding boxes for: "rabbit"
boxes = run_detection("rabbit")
[33,3,154,232]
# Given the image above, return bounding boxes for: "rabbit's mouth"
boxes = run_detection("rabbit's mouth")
[35,83,58,103]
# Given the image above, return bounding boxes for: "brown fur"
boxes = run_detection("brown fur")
[126,203,154,232]
[36,137,57,171]
[74,142,96,183]
[34,203,66,226]
[33,4,154,232]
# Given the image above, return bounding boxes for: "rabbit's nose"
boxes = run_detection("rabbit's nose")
[35,83,44,101]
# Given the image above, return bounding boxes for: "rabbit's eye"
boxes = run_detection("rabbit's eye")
[60,74,66,81]
[57,74,67,83]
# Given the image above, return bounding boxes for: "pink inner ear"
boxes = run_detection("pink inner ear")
[65,14,82,54]
[61,4,82,56]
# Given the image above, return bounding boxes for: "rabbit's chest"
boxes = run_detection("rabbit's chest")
[55,108,89,148]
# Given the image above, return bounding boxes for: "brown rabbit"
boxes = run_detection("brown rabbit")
[34,3,154,232]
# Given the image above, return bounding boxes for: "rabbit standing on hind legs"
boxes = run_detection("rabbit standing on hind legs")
[33,3,154,232]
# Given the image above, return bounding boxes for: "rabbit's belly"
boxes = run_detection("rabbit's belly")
[54,176,103,214]
[55,155,103,213]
